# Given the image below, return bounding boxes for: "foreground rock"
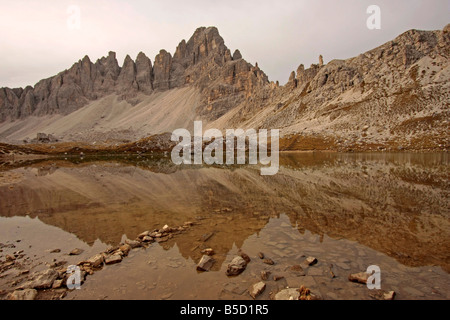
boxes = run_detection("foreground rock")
[370,290,396,301]
[201,248,215,256]
[197,255,215,272]
[52,279,63,289]
[273,275,284,281]
[238,250,251,263]
[105,254,122,265]
[249,282,266,299]
[348,272,370,284]
[273,286,319,300]
[7,289,38,300]
[137,231,150,239]
[143,236,155,242]
[19,269,58,289]
[261,271,271,281]
[34,133,58,144]
[226,256,247,276]
[304,257,318,266]
[5,254,15,262]
[69,248,84,256]
[263,258,275,265]
[273,288,301,300]
[125,239,142,249]
[288,265,306,276]
[83,254,104,269]
[298,285,319,300]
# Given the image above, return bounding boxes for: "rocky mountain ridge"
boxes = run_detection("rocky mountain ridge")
[0,27,268,122]
[0,25,449,150]
[207,24,450,150]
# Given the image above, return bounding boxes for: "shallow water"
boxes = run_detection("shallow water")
[0,152,449,300]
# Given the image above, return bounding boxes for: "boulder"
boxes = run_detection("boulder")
[69,248,84,256]
[201,248,215,256]
[125,239,142,249]
[85,254,104,268]
[261,271,271,281]
[348,272,370,284]
[226,256,247,276]
[137,231,150,239]
[249,282,266,299]
[370,290,396,300]
[142,236,154,242]
[196,255,215,272]
[273,288,300,300]
[239,251,251,263]
[7,289,38,300]
[105,254,122,265]
[19,269,58,289]
[304,257,318,266]
[119,244,131,256]
[383,291,396,300]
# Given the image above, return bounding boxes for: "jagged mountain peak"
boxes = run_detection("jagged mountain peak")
[0,26,267,122]
[0,25,447,151]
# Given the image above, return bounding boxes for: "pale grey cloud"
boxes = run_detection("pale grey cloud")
[0,0,448,88]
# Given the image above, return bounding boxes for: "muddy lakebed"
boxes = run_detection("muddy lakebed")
[0,152,449,300]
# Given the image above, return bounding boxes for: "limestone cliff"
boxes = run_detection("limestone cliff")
[0,27,268,123]
[0,25,448,150]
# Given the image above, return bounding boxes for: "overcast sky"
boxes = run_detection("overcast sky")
[0,0,448,88]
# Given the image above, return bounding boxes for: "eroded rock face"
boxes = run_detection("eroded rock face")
[1,25,448,148]
[135,52,153,94]
[0,26,269,125]
[153,50,173,91]
[117,55,138,94]
[225,25,450,148]
[233,49,242,60]
[168,26,269,120]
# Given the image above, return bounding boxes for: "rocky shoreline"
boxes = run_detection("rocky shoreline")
[1,128,449,163]
[0,221,198,300]
[1,219,398,301]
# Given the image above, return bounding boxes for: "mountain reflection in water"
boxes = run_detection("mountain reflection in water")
[0,152,448,272]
